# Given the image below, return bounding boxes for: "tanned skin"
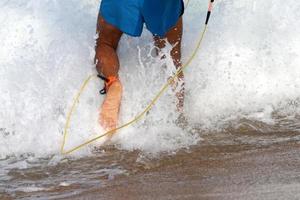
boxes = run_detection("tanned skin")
[95,16,184,112]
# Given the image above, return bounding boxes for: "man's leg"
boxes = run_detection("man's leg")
[95,16,123,132]
[95,16,122,77]
[154,17,184,112]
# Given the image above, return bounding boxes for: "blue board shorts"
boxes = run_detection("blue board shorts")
[100,0,184,37]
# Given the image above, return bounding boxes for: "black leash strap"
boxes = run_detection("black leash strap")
[97,74,108,95]
[205,0,214,25]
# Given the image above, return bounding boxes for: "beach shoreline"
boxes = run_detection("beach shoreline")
[66,140,300,200]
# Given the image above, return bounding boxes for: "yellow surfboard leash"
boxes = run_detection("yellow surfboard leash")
[60,0,215,155]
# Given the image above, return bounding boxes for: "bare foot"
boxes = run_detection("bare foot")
[99,79,122,137]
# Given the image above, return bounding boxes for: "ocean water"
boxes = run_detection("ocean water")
[0,0,300,199]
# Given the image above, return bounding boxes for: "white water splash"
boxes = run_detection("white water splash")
[0,0,299,157]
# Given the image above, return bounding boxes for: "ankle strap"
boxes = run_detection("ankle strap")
[98,75,119,95]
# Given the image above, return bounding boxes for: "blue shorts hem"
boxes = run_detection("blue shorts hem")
[101,13,142,37]
[100,0,184,37]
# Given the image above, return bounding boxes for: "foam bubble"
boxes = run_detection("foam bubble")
[0,0,299,157]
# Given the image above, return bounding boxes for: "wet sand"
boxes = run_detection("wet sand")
[2,131,300,200]
[70,139,300,200]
